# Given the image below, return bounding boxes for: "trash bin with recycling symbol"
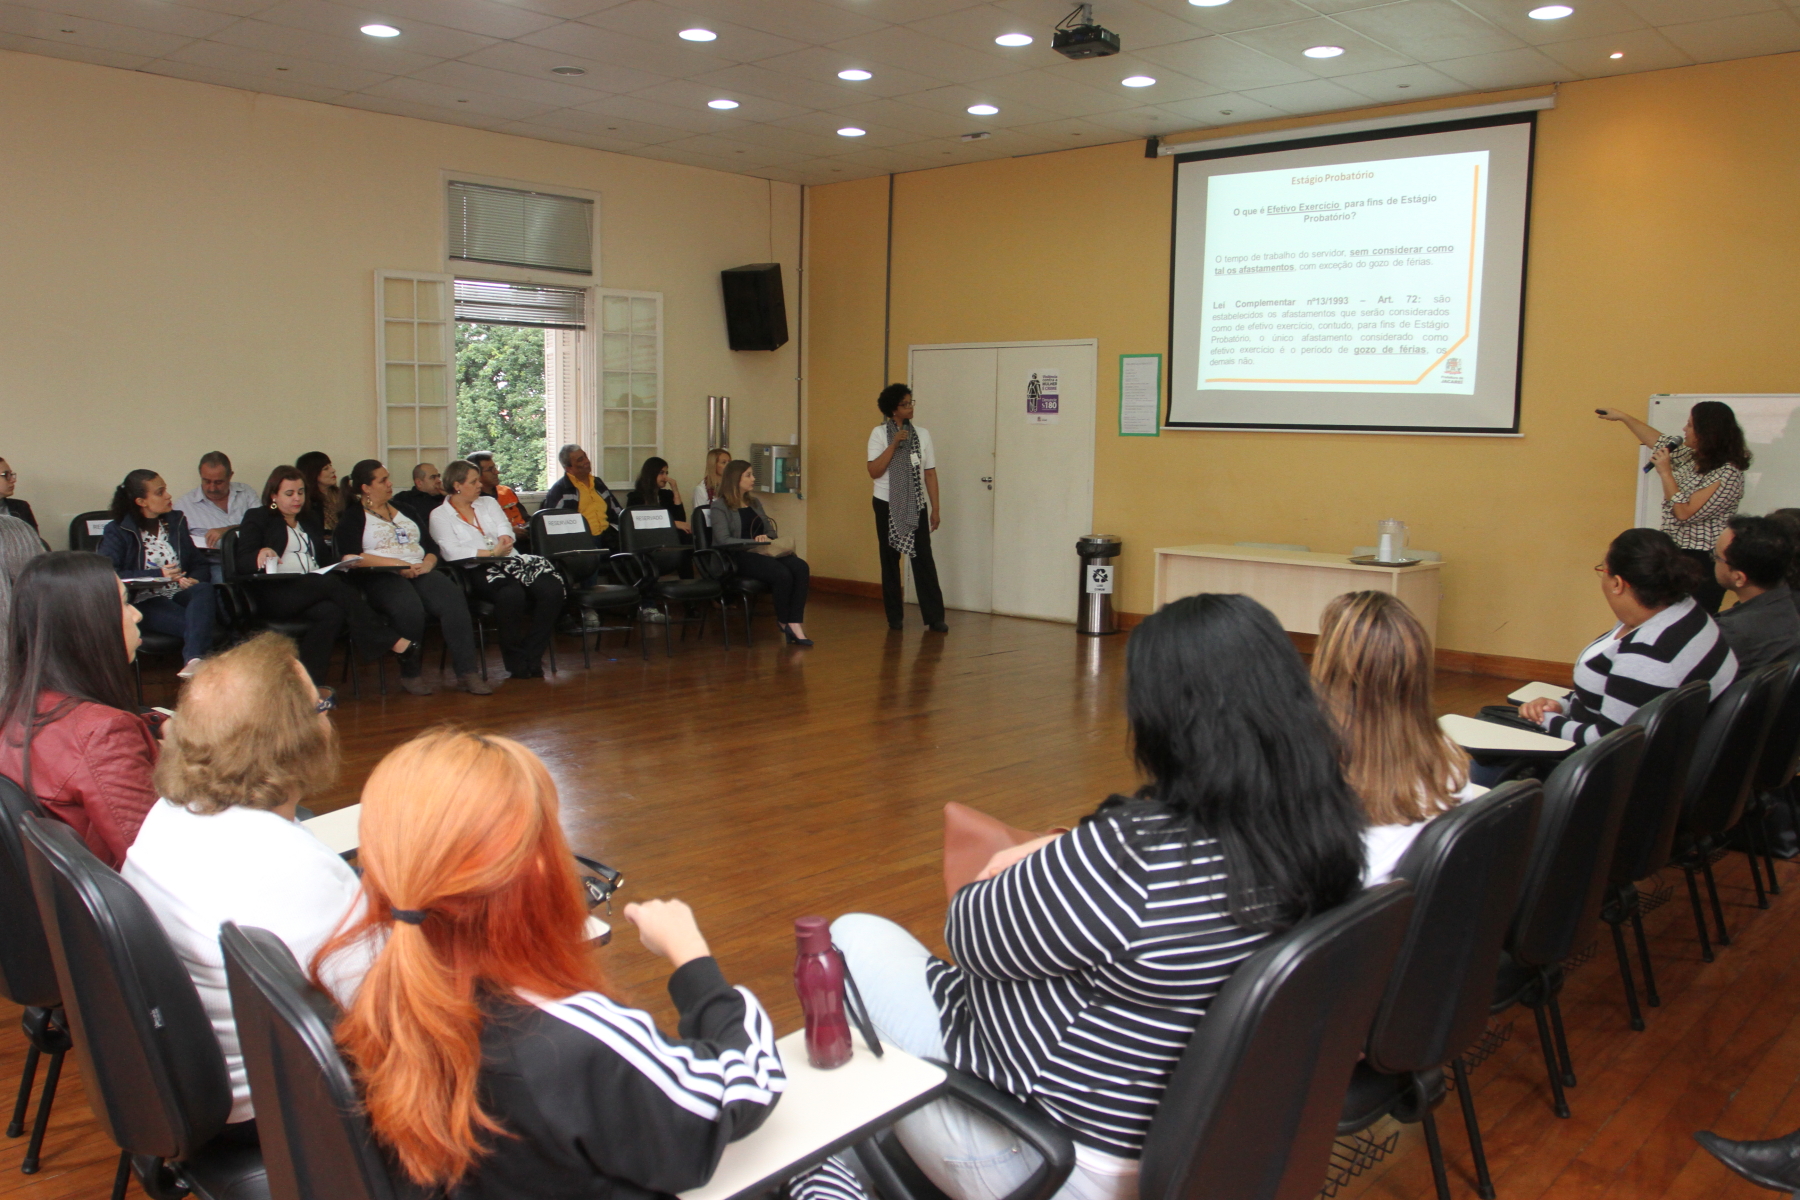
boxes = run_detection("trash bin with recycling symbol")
[1076,535,1122,636]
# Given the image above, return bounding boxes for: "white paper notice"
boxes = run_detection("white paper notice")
[1120,355,1161,436]
[1026,371,1061,424]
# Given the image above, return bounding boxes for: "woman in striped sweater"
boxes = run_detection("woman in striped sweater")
[1519,528,1737,743]
[832,594,1366,1200]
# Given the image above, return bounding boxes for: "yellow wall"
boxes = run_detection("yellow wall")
[804,52,1800,664]
[0,50,804,544]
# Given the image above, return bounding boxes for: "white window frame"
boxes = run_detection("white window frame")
[374,270,456,483]
[595,288,664,492]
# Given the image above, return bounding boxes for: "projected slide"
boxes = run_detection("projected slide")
[1199,151,1486,395]
[1167,115,1534,435]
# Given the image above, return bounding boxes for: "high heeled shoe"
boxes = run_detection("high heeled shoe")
[779,624,813,647]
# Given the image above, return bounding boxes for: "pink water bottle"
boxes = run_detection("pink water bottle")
[793,916,853,1070]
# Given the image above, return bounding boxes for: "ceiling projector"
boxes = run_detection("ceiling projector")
[1052,4,1121,59]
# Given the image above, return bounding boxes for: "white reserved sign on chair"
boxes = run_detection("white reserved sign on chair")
[540,512,585,535]
[633,510,672,530]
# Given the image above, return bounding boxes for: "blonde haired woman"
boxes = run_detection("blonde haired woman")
[691,448,731,520]
[707,460,812,645]
[1311,591,1479,885]
[317,730,863,1200]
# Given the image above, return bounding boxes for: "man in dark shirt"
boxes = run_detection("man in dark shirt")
[1713,515,1800,672]
[392,461,446,530]
[0,457,37,533]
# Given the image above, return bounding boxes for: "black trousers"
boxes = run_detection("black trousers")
[254,575,399,685]
[731,550,810,624]
[469,570,563,672]
[1681,548,1727,613]
[358,570,480,677]
[873,498,945,628]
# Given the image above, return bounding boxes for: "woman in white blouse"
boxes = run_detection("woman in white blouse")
[337,460,491,696]
[429,460,565,681]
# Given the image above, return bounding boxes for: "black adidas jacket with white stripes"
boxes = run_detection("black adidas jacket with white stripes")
[448,956,786,1200]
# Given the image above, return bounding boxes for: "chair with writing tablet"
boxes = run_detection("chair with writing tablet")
[691,507,766,646]
[618,508,727,656]
[220,530,369,696]
[528,508,640,668]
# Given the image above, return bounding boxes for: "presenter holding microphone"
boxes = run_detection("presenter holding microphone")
[869,383,947,633]
[1598,402,1749,612]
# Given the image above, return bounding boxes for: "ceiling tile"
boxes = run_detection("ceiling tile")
[516,21,734,76]
[1433,44,1580,87]
[355,0,564,39]
[410,57,613,106]
[493,119,650,152]
[526,103,690,141]
[577,90,752,134]
[163,0,287,15]
[0,30,155,67]
[1080,103,1211,135]
[359,74,560,119]
[1133,35,1315,91]
[1223,18,1417,76]
[626,77,812,121]
[1452,0,1653,46]
[1037,56,1227,103]
[574,1,806,63]
[456,39,672,92]
[492,0,625,18]
[1173,0,1339,36]
[897,82,1066,126]
[703,119,849,154]
[689,60,872,108]
[0,6,193,55]
[248,0,500,58]
[672,0,883,43]
[141,57,348,100]
[812,0,987,23]
[1331,62,1471,101]
[738,46,952,98]
[333,90,514,128]
[1330,0,1525,60]
[1154,90,1292,125]
[1537,25,1695,73]
[1237,76,1373,115]
[1658,9,1800,62]
[826,143,953,172]
[1617,0,1780,21]
[0,0,239,37]
[627,139,763,173]
[1009,113,1138,144]
[161,36,392,89]
[986,0,1235,51]
[963,66,1141,115]
[829,95,991,137]
[903,3,1057,58]
[770,109,922,147]
[648,132,812,166]
[209,16,443,72]
[825,24,1028,84]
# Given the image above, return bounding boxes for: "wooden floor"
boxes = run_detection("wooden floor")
[0,593,1788,1199]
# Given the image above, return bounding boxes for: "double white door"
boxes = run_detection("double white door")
[907,341,1095,623]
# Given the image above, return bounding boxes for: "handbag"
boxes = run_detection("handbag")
[752,536,797,558]
[942,802,1066,899]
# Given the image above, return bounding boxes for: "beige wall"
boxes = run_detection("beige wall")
[0,50,803,546]
[803,52,1800,665]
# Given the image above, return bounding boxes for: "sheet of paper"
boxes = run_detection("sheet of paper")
[1506,681,1570,705]
[1119,354,1161,436]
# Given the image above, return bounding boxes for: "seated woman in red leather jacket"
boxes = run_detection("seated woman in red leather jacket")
[0,551,159,868]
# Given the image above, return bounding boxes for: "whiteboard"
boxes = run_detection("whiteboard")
[1634,394,1800,530]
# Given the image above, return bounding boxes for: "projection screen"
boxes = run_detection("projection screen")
[1167,113,1535,435]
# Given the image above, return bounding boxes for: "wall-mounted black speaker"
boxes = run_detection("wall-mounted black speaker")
[721,263,789,351]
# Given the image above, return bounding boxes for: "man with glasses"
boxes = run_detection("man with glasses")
[175,451,257,582]
[0,458,39,535]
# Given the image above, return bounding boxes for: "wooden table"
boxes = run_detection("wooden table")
[681,1031,946,1200]
[1153,544,1444,641]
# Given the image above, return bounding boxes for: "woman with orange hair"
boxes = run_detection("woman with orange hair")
[316,730,850,1200]
[1311,590,1480,886]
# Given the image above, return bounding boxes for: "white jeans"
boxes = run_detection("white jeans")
[830,914,1139,1200]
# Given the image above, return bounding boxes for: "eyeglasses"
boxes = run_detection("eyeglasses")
[315,687,336,713]
[0,473,15,482]
[1711,549,1728,564]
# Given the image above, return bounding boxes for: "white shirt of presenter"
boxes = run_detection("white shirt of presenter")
[869,424,934,502]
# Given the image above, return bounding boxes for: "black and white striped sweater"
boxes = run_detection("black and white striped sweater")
[926,802,1269,1159]
[1541,596,1737,745]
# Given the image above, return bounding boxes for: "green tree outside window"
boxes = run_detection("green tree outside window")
[456,323,547,492]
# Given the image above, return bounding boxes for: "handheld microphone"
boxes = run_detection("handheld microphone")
[1643,459,1657,475]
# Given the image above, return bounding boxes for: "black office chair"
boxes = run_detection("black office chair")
[1671,663,1785,961]
[221,529,368,698]
[19,812,268,1200]
[0,778,71,1174]
[1599,681,1710,1030]
[527,508,641,668]
[616,508,728,656]
[1740,658,1800,904]
[67,510,111,553]
[1339,782,1543,1200]
[692,506,766,646]
[447,559,560,679]
[1492,725,1643,1119]
[221,923,405,1200]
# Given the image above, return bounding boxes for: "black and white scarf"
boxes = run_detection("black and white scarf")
[884,419,921,558]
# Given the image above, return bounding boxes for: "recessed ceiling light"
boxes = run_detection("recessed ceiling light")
[967,103,999,115]
[838,126,866,137]
[1303,44,1345,58]
[995,33,1033,47]
[1122,75,1155,87]
[360,23,400,37]
[551,65,586,76]
[1609,50,1623,58]
[1527,4,1573,18]
[708,98,739,109]
[678,27,716,41]
[1189,0,1231,6]
[838,68,872,81]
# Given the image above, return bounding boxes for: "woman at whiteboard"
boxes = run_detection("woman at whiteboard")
[1598,402,1749,612]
